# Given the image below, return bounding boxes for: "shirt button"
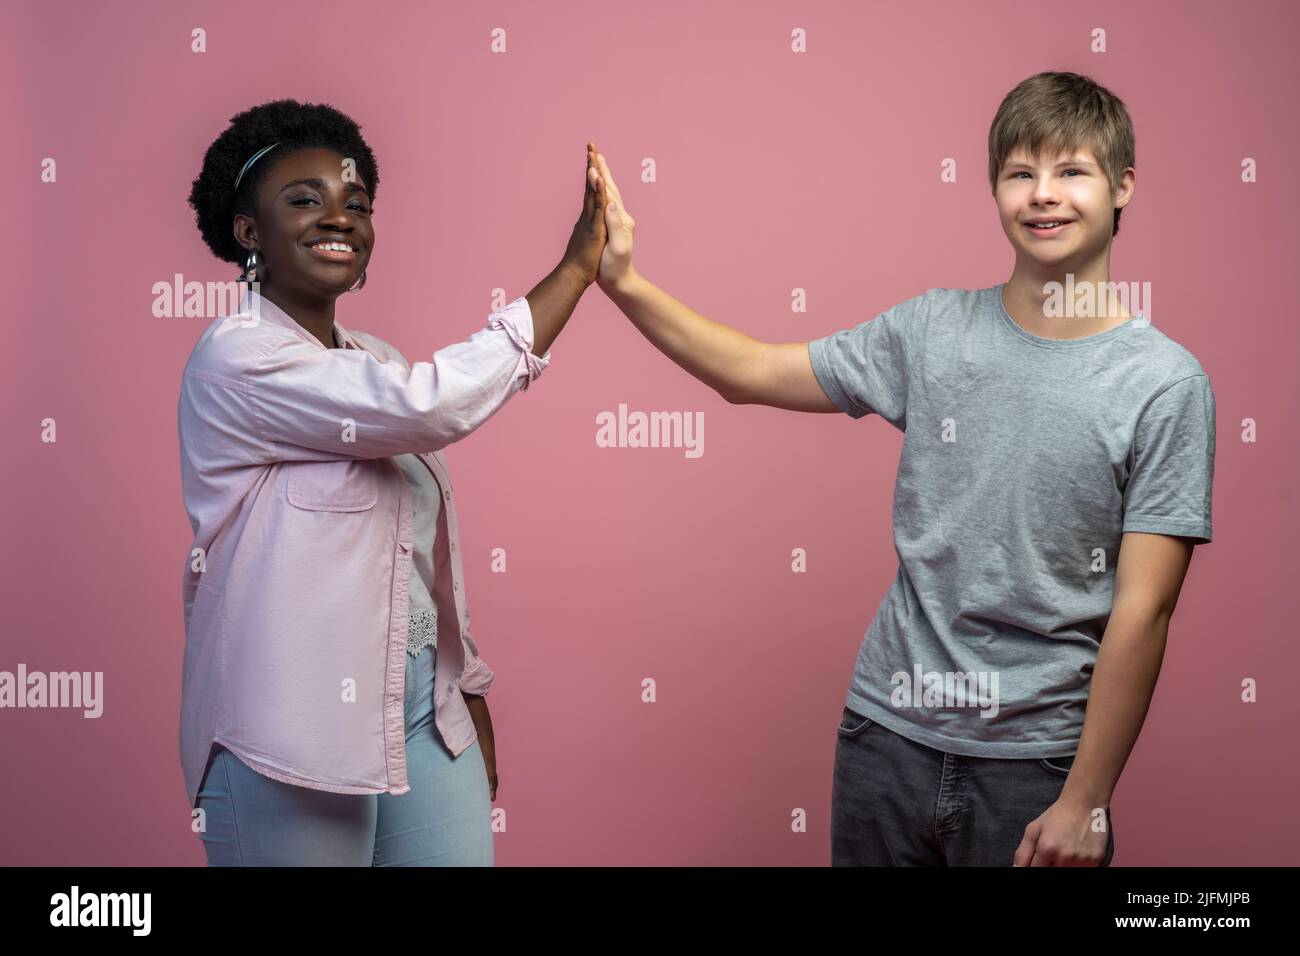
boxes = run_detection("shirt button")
[444,490,451,501]
[450,542,456,552]
[453,581,459,591]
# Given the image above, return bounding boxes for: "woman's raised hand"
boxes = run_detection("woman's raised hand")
[593,149,635,293]
[559,142,610,287]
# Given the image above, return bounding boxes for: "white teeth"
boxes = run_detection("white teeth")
[312,242,354,252]
[1030,222,1064,228]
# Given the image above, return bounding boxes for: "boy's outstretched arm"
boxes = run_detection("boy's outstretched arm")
[591,150,840,413]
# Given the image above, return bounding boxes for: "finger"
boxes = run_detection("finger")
[591,164,608,221]
[595,152,624,209]
[586,141,599,197]
[596,153,621,210]
[587,168,607,234]
[582,145,596,219]
[603,190,622,237]
[584,166,599,220]
[1012,830,1036,867]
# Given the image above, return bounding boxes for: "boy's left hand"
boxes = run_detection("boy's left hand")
[1013,797,1110,866]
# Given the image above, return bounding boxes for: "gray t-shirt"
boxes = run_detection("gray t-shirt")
[808,283,1215,757]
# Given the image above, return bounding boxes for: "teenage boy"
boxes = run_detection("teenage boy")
[591,71,1215,866]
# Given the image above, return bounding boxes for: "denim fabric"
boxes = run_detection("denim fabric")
[195,645,493,866]
[831,707,1114,866]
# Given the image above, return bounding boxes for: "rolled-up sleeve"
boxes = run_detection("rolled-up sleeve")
[488,305,549,393]
[190,296,550,465]
[457,613,496,696]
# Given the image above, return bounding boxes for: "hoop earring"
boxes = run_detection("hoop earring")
[240,249,260,283]
[347,271,367,293]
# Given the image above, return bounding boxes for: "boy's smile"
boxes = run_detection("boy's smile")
[1022,218,1073,239]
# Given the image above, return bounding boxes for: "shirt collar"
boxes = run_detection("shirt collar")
[237,286,362,352]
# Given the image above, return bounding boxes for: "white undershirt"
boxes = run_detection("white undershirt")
[391,454,442,657]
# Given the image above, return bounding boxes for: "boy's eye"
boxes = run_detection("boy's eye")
[1012,169,1082,179]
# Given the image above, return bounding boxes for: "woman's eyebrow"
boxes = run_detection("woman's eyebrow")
[277,177,370,194]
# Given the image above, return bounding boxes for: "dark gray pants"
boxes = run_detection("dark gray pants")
[831,706,1115,866]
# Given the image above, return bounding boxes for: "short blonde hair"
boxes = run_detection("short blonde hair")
[987,72,1135,237]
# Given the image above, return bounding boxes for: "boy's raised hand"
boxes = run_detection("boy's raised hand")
[593,150,635,292]
[559,142,610,287]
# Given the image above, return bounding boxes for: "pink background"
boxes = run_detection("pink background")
[3,0,1297,865]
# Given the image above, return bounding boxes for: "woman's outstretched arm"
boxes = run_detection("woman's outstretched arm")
[525,141,609,357]
[182,143,610,464]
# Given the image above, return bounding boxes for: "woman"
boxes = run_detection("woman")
[178,99,607,865]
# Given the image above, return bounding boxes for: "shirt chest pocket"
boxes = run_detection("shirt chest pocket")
[285,460,379,512]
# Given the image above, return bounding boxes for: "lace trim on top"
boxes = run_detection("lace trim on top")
[406,607,438,657]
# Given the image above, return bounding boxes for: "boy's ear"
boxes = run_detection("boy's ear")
[1113,167,1137,208]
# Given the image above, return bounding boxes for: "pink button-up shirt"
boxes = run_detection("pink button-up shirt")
[176,288,549,809]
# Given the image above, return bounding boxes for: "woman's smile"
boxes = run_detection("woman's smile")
[304,238,360,263]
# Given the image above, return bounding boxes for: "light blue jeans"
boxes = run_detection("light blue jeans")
[196,644,494,866]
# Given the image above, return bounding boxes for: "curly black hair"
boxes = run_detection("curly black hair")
[187,99,381,266]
